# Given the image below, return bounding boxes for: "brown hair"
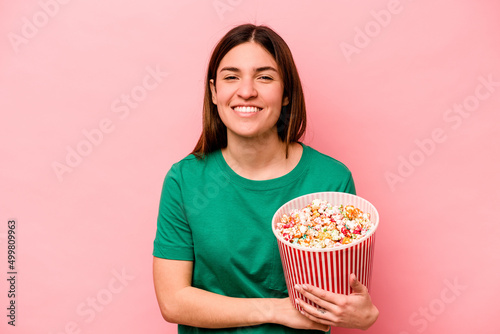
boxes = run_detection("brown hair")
[191,24,306,158]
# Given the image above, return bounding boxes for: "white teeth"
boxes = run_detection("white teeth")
[233,106,261,113]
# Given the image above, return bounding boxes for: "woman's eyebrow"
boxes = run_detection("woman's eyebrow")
[219,66,278,73]
[219,66,240,73]
[255,66,278,73]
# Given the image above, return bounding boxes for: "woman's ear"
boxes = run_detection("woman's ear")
[282,96,289,106]
[210,79,217,105]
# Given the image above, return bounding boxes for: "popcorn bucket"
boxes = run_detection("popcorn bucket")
[272,192,379,311]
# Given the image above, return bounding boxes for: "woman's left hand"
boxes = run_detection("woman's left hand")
[294,273,379,330]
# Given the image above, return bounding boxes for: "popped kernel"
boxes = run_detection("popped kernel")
[276,199,373,248]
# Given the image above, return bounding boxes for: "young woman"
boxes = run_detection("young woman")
[153,24,378,333]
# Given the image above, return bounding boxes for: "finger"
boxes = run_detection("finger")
[296,286,335,312]
[297,291,341,318]
[349,273,367,294]
[295,284,344,310]
[295,298,337,327]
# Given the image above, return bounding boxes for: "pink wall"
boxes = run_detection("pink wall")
[1,1,499,333]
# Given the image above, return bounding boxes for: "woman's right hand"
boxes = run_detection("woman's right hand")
[272,297,330,332]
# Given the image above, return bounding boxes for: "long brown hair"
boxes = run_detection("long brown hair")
[191,24,307,158]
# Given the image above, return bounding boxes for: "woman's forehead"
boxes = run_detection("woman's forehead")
[217,42,278,72]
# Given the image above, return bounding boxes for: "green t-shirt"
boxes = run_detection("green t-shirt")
[153,143,356,333]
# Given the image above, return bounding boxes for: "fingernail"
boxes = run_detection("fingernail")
[295,298,300,304]
[302,284,308,290]
[294,284,300,291]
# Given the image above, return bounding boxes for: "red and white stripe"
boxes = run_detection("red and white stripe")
[272,192,379,311]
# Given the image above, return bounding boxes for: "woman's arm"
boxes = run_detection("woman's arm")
[153,257,329,331]
[294,273,379,330]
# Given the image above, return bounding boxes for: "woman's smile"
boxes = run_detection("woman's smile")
[231,105,264,118]
[232,105,262,113]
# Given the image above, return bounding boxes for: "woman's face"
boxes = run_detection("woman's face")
[210,42,289,142]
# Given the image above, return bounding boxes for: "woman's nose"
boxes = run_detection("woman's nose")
[237,78,257,99]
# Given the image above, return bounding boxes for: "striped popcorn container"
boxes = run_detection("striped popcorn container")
[272,192,379,311]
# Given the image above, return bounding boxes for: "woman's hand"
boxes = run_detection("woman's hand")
[272,297,330,332]
[294,274,379,330]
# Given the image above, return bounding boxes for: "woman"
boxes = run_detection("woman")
[153,24,378,333]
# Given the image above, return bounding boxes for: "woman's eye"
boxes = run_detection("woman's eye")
[224,75,238,80]
[259,75,273,81]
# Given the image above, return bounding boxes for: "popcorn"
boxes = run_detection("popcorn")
[276,199,373,248]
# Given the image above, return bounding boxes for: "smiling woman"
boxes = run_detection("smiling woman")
[209,42,290,167]
[194,24,306,161]
[152,24,378,334]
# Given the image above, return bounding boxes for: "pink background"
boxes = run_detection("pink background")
[1,1,499,333]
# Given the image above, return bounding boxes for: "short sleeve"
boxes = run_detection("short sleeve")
[153,164,194,260]
[343,172,356,195]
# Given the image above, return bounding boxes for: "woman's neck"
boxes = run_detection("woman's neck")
[221,133,302,180]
